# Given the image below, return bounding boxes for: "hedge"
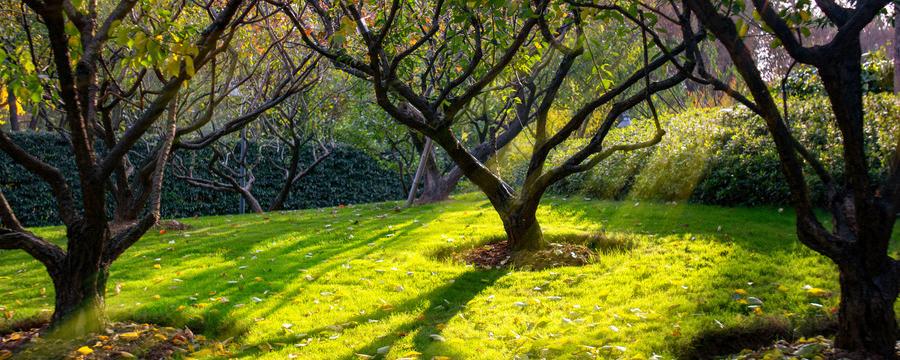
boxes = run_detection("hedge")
[0,133,404,226]
[486,94,899,206]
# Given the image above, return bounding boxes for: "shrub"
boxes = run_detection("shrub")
[0,133,404,226]
[486,94,900,206]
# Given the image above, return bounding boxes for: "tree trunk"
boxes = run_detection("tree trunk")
[407,137,433,206]
[834,261,899,358]
[50,265,109,337]
[501,204,545,251]
[894,4,900,95]
[48,228,110,337]
[6,87,19,132]
[239,189,264,214]
[417,150,456,203]
[269,144,301,212]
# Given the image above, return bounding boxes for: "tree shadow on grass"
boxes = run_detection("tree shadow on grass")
[115,203,445,337]
[229,269,506,359]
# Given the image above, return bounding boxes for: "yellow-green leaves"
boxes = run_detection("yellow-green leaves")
[735,18,749,39]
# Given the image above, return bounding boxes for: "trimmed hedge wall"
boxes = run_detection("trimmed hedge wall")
[0,133,404,226]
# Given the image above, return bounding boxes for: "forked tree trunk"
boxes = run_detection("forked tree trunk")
[819,54,900,358]
[417,155,457,203]
[834,259,899,358]
[500,203,545,251]
[48,228,111,336]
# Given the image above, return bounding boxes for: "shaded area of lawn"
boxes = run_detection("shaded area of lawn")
[0,193,897,359]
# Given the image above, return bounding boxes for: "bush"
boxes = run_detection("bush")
[0,134,404,226]
[783,48,894,97]
[486,94,900,206]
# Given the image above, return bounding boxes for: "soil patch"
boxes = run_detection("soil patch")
[156,220,191,231]
[459,241,593,270]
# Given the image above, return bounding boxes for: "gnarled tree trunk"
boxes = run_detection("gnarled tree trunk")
[47,225,111,336]
[500,201,545,251]
[416,151,458,203]
[834,258,899,358]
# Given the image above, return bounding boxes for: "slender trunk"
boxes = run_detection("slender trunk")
[834,259,899,358]
[501,203,545,251]
[239,189,263,214]
[269,144,301,212]
[406,137,432,206]
[268,185,290,212]
[7,87,19,132]
[48,228,110,337]
[894,4,900,95]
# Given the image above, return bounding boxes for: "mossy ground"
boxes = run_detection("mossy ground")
[1,193,897,359]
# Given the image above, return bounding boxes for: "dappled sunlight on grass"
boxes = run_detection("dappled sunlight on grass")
[1,194,898,358]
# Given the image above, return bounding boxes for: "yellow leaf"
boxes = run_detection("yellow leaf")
[734,289,748,295]
[120,331,142,341]
[806,288,832,298]
[184,56,195,78]
[432,357,452,360]
[153,264,162,269]
[77,346,94,355]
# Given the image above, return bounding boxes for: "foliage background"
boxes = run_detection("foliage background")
[0,134,404,226]
[486,94,900,206]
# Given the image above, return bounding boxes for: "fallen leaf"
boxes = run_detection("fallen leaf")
[77,346,94,355]
[120,331,142,341]
[806,287,832,298]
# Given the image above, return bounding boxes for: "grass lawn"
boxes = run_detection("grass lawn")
[1,193,898,359]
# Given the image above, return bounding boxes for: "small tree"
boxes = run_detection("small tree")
[174,94,336,213]
[284,0,700,250]
[0,0,252,334]
[686,0,900,355]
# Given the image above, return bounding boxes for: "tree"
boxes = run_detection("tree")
[0,0,252,335]
[284,0,700,251]
[174,92,336,213]
[685,0,900,356]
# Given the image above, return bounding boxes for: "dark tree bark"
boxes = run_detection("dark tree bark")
[6,87,19,132]
[49,227,111,336]
[288,0,699,251]
[0,0,248,335]
[686,0,900,355]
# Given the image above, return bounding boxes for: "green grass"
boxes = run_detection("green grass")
[1,193,898,359]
